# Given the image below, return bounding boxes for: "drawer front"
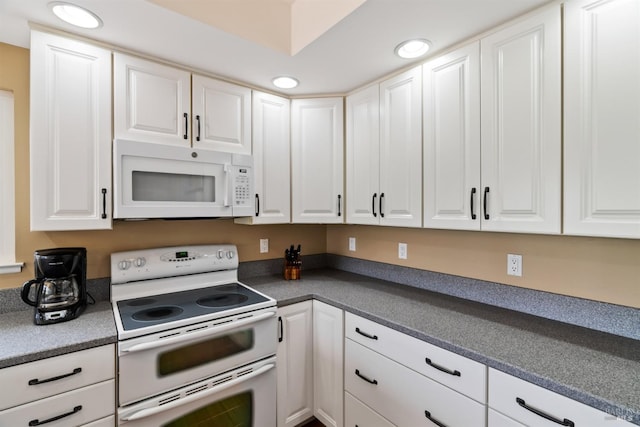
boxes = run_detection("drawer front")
[345,339,486,427]
[83,415,115,426]
[345,391,395,427]
[0,379,115,427]
[345,312,486,403]
[489,368,635,427]
[488,409,525,427]
[0,344,115,410]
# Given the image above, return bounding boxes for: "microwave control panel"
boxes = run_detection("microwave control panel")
[234,167,251,207]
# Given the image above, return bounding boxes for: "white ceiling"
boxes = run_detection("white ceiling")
[0,0,552,96]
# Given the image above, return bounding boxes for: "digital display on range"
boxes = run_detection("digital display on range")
[175,251,189,259]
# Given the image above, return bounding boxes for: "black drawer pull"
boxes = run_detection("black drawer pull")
[483,186,490,220]
[470,187,477,220]
[379,192,385,218]
[355,327,378,340]
[425,357,461,377]
[196,114,201,141]
[255,194,260,217]
[516,397,575,427]
[338,194,342,217]
[372,193,377,217]
[101,188,107,219]
[28,368,82,386]
[424,410,447,427]
[29,405,82,426]
[183,113,188,139]
[355,369,378,385]
[278,316,283,343]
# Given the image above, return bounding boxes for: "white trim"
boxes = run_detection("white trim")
[0,90,23,274]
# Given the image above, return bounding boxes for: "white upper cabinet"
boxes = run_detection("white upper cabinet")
[114,53,191,146]
[114,53,251,154]
[30,31,112,231]
[192,75,251,154]
[236,91,291,224]
[480,5,562,234]
[423,42,481,230]
[564,0,640,239]
[346,84,380,225]
[379,66,423,227]
[291,98,344,224]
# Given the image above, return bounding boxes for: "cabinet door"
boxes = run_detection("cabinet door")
[277,301,314,427]
[30,31,112,231]
[423,42,481,230]
[236,91,290,224]
[192,75,251,154]
[346,84,380,225]
[114,53,191,145]
[480,6,561,234]
[291,98,344,223]
[313,301,344,427]
[379,66,422,227]
[564,0,640,238]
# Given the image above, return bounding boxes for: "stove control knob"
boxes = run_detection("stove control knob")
[134,257,146,268]
[226,251,235,259]
[118,260,131,270]
[216,249,224,260]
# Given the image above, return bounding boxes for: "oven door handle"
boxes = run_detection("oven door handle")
[120,362,275,422]
[121,310,276,354]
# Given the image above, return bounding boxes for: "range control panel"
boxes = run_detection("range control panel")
[111,244,238,284]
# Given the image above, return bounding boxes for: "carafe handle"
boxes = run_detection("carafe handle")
[21,279,40,306]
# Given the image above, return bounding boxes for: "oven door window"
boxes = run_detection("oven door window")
[163,391,252,427]
[132,171,215,202]
[158,330,254,376]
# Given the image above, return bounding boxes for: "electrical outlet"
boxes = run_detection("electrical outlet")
[348,237,356,252]
[507,254,522,277]
[259,239,269,254]
[398,243,408,260]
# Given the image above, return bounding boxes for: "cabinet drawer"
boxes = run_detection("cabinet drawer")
[345,312,486,402]
[0,344,115,410]
[489,368,634,426]
[345,391,395,427]
[345,339,485,427]
[0,379,115,427]
[488,408,525,427]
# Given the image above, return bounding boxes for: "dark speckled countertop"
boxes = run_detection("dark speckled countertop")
[242,270,640,425]
[1,267,638,424]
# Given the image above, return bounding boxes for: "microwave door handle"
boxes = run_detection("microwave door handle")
[120,362,275,422]
[223,163,231,207]
[121,310,276,354]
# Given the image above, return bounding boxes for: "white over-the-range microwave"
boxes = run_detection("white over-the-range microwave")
[113,139,254,219]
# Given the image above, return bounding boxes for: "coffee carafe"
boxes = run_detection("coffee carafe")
[21,248,87,325]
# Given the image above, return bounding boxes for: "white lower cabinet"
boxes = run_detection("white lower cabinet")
[489,368,635,426]
[345,391,395,427]
[277,301,314,427]
[0,344,116,426]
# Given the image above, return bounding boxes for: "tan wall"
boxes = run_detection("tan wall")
[3,42,640,309]
[327,225,640,308]
[0,42,326,290]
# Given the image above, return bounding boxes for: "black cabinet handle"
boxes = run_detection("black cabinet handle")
[425,357,461,377]
[355,369,378,385]
[516,398,575,427]
[29,405,82,426]
[372,193,377,217]
[379,193,385,218]
[196,114,201,141]
[470,187,477,220]
[338,195,342,217]
[29,368,82,386]
[278,316,283,342]
[101,188,107,219]
[355,327,378,340]
[424,410,447,427]
[255,194,260,217]
[483,187,490,220]
[183,113,188,139]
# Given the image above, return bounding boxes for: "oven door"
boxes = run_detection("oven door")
[118,308,277,406]
[114,139,234,219]
[118,356,276,427]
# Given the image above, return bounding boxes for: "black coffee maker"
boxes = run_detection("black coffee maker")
[21,248,87,325]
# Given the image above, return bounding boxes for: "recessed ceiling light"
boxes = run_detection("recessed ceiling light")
[50,2,103,29]
[272,76,299,89]
[394,39,431,59]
